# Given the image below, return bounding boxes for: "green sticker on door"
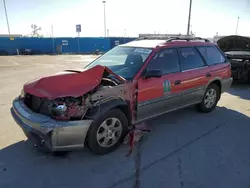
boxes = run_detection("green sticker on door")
[163,80,171,94]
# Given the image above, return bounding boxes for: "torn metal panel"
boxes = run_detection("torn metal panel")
[123,122,151,156]
[90,83,131,103]
[84,83,135,123]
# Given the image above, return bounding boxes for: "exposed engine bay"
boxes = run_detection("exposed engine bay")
[23,67,128,121]
[217,35,250,82]
[226,52,250,82]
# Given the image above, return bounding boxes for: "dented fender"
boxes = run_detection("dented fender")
[87,98,131,120]
[87,83,133,123]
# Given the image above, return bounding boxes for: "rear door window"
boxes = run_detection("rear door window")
[197,46,225,65]
[178,47,205,71]
[147,48,180,75]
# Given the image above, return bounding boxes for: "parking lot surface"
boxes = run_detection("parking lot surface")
[0,55,250,188]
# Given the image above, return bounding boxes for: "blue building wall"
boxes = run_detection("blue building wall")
[0,37,136,55]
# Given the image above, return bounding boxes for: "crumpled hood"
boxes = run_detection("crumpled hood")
[23,65,125,100]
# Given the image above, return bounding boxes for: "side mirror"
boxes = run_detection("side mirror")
[144,69,162,78]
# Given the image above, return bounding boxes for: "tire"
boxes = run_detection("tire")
[87,108,128,155]
[196,84,220,113]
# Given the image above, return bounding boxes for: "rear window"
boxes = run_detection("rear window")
[197,46,225,65]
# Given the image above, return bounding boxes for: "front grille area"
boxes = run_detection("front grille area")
[24,93,52,116]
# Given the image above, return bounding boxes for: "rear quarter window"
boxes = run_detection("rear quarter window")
[197,46,225,65]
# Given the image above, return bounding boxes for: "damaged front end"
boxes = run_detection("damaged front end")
[217,35,250,83]
[11,65,132,152]
[22,65,128,121]
[23,94,91,121]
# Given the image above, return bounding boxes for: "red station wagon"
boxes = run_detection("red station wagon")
[11,37,233,155]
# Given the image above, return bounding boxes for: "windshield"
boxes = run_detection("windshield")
[85,46,152,80]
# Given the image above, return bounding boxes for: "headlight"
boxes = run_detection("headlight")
[20,88,25,98]
[51,103,67,116]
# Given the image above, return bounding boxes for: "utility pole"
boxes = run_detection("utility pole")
[235,16,239,35]
[77,32,80,53]
[186,0,192,36]
[51,25,55,53]
[102,1,107,37]
[107,29,109,37]
[3,0,11,35]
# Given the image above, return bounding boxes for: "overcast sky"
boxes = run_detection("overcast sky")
[0,0,250,37]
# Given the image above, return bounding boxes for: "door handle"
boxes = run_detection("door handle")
[206,73,211,77]
[174,80,181,85]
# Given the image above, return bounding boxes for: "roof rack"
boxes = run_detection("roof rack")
[136,36,210,42]
[135,36,173,41]
[166,37,210,42]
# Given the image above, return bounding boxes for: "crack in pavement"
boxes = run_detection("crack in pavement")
[108,120,228,188]
[177,152,184,188]
[176,128,184,188]
[133,137,143,188]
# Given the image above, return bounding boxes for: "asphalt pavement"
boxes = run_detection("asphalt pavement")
[0,55,250,188]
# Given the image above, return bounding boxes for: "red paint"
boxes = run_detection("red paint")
[134,41,231,108]
[137,72,186,103]
[178,67,210,91]
[209,63,232,79]
[24,65,125,100]
[22,39,231,124]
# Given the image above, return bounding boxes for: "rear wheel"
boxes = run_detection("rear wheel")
[87,109,128,155]
[196,84,220,113]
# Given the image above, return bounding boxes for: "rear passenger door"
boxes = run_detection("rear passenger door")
[136,48,183,121]
[196,46,231,81]
[177,47,210,106]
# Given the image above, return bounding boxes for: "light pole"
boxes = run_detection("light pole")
[102,1,107,37]
[186,0,192,36]
[235,16,239,35]
[51,25,55,53]
[107,29,109,37]
[3,0,11,35]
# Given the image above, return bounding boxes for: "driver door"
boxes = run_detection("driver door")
[136,48,183,122]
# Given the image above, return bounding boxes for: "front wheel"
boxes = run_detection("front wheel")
[196,84,220,113]
[87,109,128,155]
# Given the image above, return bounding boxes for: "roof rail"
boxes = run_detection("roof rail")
[166,37,210,42]
[135,36,210,42]
[135,36,170,41]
